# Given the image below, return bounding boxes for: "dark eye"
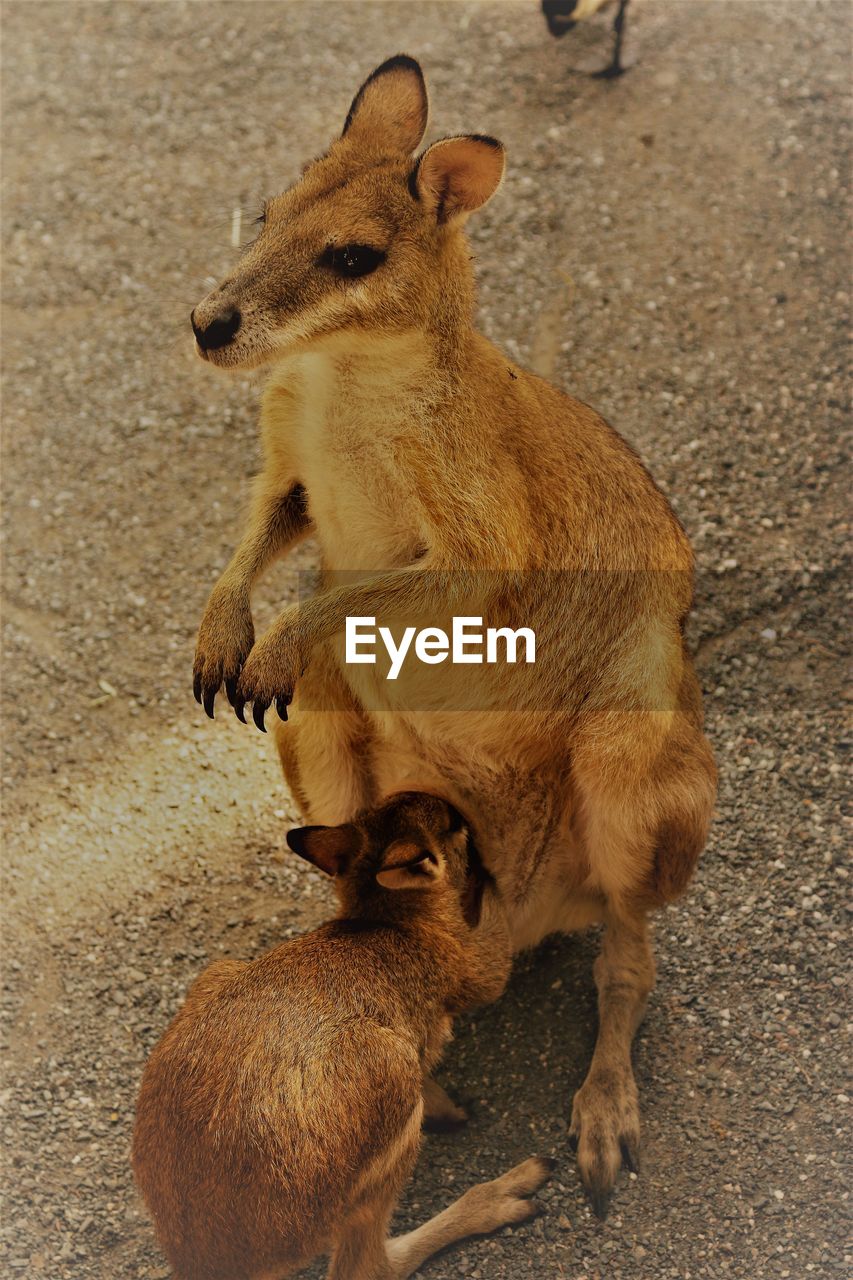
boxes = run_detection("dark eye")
[320,244,386,278]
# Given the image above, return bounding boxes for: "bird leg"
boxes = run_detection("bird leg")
[593,0,630,79]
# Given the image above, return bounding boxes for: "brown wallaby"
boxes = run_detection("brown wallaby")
[132,793,552,1280]
[190,55,717,1215]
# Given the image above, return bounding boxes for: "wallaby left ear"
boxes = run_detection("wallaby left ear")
[413,135,506,224]
[287,824,358,877]
[342,54,429,154]
[376,840,444,891]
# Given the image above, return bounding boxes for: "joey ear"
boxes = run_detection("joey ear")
[286,824,358,877]
[375,840,444,891]
[413,135,505,224]
[342,54,428,154]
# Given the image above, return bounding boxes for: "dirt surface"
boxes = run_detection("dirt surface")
[1,1,850,1277]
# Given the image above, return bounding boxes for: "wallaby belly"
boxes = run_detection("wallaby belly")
[370,729,605,949]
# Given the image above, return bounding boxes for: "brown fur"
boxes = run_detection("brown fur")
[191,55,717,1213]
[133,792,552,1280]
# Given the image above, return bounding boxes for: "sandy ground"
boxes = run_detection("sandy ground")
[1,1,850,1277]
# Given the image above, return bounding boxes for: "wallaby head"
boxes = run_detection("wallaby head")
[287,789,491,931]
[191,54,505,368]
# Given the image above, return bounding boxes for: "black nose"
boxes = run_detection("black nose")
[191,306,241,351]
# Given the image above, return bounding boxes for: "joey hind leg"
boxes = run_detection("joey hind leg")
[385,1157,553,1279]
[326,1153,552,1279]
[570,912,654,1217]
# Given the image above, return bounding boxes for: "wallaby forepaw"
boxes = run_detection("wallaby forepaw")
[234,628,304,733]
[570,1069,640,1217]
[234,640,297,732]
[193,589,255,720]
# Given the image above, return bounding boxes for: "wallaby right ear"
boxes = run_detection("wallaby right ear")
[413,135,506,224]
[286,824,358,877]
[342,54,428,155]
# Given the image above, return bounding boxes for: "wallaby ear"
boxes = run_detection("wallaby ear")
[375,839,444,891]
[286,824,358,877]
[413,135,505,224]
[342,54,428,155]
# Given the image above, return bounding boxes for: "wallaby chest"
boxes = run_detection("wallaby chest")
[264,339,434,573]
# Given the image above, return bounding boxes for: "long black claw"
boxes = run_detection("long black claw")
[590,1189,610,1221]
[620,1136,640,1173]
[233,695,247,724]
[225,675,239,707]
[252,700,268,732]
[203,685,216,720]
[275,694,290,722]
[193,671,202,705]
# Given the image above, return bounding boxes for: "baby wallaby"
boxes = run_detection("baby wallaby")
[132,792,552,1280]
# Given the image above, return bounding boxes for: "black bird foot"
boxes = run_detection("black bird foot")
[592,61,627,79]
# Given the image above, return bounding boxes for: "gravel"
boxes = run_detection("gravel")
[1,2,850,1277]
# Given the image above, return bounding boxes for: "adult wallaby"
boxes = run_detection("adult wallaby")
[191,55,717,1215]
[133,792,552,1280]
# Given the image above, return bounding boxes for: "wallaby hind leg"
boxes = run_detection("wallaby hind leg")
[569,911,654,1217]
[568,694,716,1215]
[385,1157,553,1279]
